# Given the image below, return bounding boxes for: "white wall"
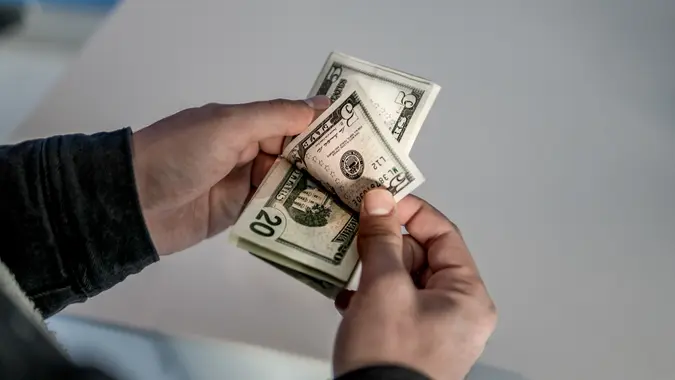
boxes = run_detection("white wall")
[0,5,106,141]
[0,42,69,140]
[11,1,675,379]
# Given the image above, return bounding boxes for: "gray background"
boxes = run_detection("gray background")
[10,1,675,379]
[0,5,101,139]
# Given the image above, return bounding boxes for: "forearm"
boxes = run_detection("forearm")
[0,128,157,317]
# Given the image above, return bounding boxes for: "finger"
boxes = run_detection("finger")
[258,97,331,154]
[401,234,426,274]
[237,142,260,164]
[207,163,252,236]
[230,96,331,147]
[396,195,462,238]
[258,136,286,156]
[250,153,277,187]
[338,237,421,312]
[357,189,410,291]
[394,195,481,290]
[303,95,332,111]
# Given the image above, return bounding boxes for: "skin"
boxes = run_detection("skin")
[131,96,330,255]
[130,99,496,379]
[333,190,497,379]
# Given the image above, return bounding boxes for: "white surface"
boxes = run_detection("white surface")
[10,1,675,379]
[48,315,330,380]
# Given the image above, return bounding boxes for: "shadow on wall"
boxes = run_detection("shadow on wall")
[468,363,529,380]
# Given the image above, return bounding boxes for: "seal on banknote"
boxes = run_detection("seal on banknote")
[340,150,365,180]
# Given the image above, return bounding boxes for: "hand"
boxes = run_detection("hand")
[333,189,497,380]
[131,96,331,255]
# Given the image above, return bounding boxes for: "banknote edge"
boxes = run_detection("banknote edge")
[307,51,442,154]
[329,51,440,88]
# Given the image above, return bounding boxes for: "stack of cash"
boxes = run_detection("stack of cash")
[229,52,440,298]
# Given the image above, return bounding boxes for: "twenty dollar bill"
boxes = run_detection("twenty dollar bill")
[230,158,358,293]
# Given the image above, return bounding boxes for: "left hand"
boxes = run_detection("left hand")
[131,96,330,255]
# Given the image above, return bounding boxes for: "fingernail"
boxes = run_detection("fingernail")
[363,189,395,216]
[304,95,331,109]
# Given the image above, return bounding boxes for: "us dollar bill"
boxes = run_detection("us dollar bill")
[308,51,440,154]
[282,84,425,212]
[230,158,359,286]
[230,85,425,294]
[230,53,438,297]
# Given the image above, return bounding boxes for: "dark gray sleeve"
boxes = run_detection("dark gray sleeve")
[336,365,431,380]
[0,127,158,317]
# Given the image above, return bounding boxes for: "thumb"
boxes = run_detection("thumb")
[230,96,331,145]
[357,189,409,291]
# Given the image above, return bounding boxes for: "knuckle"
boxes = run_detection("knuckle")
[476,306,498,339]
[264,98,297,113]
[466,288,498,333]
[200,103,231,120]
[487,302,498,326]
[479,298,498,327]
[359,219,399,237]
[214,104,233,119]
[358,221,401,246]
[357,233,401,256]
[447,219,462,236]
[424,200,462,236]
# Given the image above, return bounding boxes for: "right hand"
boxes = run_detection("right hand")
[333,189,497,380]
